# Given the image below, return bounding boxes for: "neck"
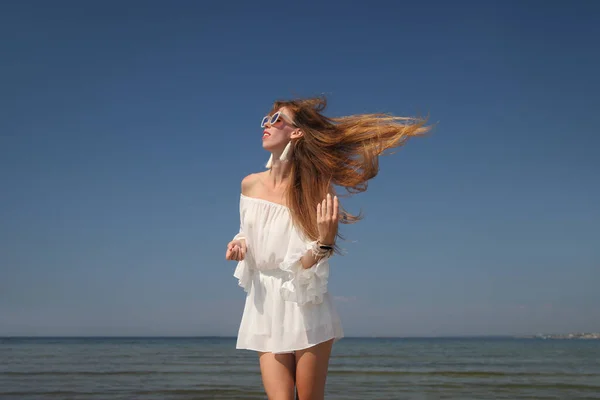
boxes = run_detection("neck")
[267,156,291,187]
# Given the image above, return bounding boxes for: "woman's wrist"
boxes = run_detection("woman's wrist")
[317,241,333,250]
[312,240,334,257]
[317,237,335,247]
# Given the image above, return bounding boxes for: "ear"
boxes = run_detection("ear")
[291,129,304,139]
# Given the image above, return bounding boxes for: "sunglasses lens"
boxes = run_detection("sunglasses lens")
[271,112,281,124]
[261,116,269,127]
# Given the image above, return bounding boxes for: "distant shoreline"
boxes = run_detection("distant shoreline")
[516,333,600,340]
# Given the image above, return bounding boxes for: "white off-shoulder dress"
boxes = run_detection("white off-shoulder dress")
[232,194,344,354]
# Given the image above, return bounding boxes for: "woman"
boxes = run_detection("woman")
[225,96,429,400]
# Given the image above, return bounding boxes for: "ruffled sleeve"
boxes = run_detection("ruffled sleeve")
[279,241,330,305]
[234,259,253,292]
[232,211,253,292]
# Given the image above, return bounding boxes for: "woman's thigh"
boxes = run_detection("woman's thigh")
[294,339,334,400]
[259,351,296,400]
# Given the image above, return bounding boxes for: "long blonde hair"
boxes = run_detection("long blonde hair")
[270,96,431,250]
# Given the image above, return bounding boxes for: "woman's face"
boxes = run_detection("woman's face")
[261,107,297,152]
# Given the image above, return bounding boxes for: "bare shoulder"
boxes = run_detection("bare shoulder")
[241,172,265,195]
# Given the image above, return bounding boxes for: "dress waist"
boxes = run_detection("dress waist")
[257,268,288,279]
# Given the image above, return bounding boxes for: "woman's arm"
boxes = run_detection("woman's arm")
[299,249,322,269]
[225,174,258,262]
[299,194,338,269]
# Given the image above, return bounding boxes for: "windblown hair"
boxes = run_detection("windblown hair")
[269,96,431,251]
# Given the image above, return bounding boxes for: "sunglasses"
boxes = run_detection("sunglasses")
[260,111,297,128]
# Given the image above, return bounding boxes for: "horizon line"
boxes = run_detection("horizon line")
[0,334,535,339]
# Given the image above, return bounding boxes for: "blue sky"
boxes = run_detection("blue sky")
[1,0,598,337]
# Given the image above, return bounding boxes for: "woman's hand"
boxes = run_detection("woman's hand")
[316,193,339,245]
[225,239,246,261]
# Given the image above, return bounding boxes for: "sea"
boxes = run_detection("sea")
[1,337,599,399]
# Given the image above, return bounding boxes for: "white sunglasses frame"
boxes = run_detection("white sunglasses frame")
[260,111,297,128]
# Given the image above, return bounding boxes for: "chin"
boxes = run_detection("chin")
[262,141,277,152]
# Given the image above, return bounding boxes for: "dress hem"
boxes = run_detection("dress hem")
[235,334,343,354]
